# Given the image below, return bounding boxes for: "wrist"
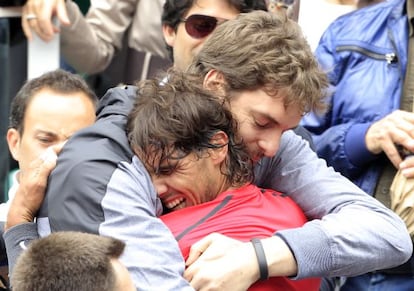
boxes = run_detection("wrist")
[5,198,36,231]
[251,238,269,280]
[261,236,298,277]
[5,211,34,231]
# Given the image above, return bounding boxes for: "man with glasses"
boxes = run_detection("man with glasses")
[160,0,314,148]
[20,0,295,73]
[4,8,412,291]
[161,0,273,70]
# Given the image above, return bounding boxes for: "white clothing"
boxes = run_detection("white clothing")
[0,171,18,222]
[298,0,356,51]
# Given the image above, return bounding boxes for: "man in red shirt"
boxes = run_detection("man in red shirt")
[127,69,320,291]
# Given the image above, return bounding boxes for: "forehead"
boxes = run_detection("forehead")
[26,88,92,113]
[230,88,302,127]
[23,88,95,129]
[185,0,240,18]
[137,146,185,169]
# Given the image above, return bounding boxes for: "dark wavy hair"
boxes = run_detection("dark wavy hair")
[127,69,253,187]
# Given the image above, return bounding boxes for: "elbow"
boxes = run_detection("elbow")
[62,47,112,75]
[67,57,110,75]
[387,221,413,267]
[399,233,413,264]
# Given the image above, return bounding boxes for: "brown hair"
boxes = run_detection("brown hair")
[11,232,126,291]
[188,10,329,114]
[127,69,253,187]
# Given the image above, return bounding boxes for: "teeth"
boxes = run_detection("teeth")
[166,197,185,210]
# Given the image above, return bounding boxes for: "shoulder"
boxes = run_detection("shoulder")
[323,0,404,39]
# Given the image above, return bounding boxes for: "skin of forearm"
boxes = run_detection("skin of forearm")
[261,236,298,277]
[4,191,36,231]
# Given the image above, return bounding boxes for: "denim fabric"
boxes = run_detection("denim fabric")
[341,273,414,291]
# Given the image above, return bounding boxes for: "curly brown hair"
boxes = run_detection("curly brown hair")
[188,10,329,115]
[127,69,253,187]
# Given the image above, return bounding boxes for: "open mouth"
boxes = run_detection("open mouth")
[164,196,187,211]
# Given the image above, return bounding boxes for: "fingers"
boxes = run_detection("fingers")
[22,5,35,41]
[23,145,60,185]
[185,238,255,291]
[39,147,59,170]
[400,156,414,178]
[56,0,71,26]
[22,152,56,191]
[366,110,414,166]
[5,145,61,230]
[22,0,70,42]
[185,235,213,266]
[183,261,195,283]
[51,140,66,155]
[381,139,403,168]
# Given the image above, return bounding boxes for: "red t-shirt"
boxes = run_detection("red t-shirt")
[161,184,321,291]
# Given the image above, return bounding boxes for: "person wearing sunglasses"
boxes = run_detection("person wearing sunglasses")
[161,0,267,70]
[20,0,270,75]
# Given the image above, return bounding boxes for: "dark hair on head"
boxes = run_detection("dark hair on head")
[127,68,253,187]
[161,0,267,61]
[11,231,126,291]
[357,0,384,9]
[9,69,98,134]
[187,10,329,115]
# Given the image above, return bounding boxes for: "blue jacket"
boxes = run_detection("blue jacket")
[302,0,408,195]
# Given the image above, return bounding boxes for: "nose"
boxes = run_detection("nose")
[151,176,168,197]
[257,135,281,158]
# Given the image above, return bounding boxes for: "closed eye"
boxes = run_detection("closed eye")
[36,136,57,145]
[254,121,272,129]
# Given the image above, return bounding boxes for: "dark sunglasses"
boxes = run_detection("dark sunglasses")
[181,14,227,39]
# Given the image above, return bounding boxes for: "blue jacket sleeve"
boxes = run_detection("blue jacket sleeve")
[301,23,380,179]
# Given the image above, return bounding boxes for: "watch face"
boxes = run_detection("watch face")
[0,0,28,7]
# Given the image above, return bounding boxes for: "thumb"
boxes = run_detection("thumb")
[56,0,71,26]
[40,146,59,168]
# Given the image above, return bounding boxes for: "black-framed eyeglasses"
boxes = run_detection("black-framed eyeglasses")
[180,14,228,39]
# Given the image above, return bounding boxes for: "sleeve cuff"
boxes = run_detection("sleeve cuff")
[275,222,332,279]
[345,123,378,167]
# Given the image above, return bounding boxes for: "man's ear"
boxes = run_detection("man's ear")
[203,69,226,96]
[6,128,21,162]
[209,131,229,166]
[162,24,176,47]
